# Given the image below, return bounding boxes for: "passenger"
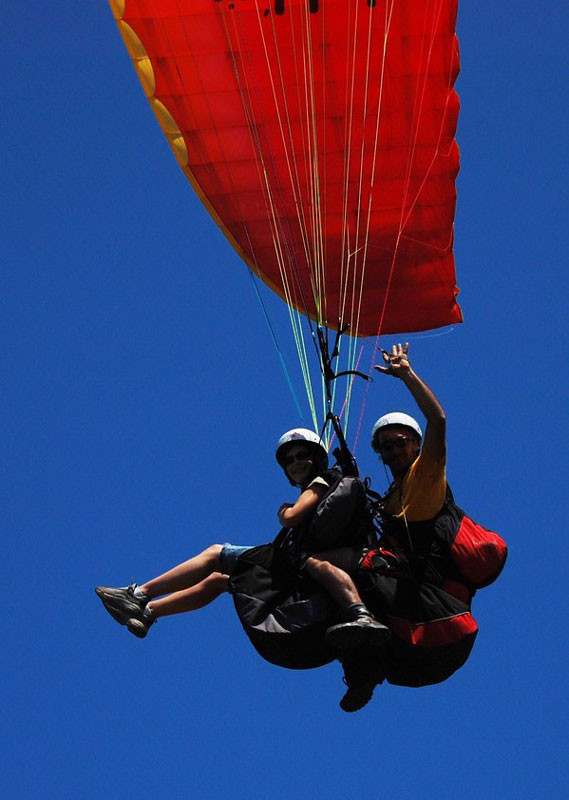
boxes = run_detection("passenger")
[274,429,389,649]
[95,428,389,649]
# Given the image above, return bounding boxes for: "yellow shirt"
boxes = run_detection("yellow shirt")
[382,446,446,522]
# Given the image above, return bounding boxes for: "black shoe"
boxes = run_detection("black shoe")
[339,677,377,713]
[95,583,154,639]
[339,655,385,712]
[326,612,391,650]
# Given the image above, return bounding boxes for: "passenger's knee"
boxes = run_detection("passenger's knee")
[204,543,223,568]
[216,573,229,589]
[207,572,229,593]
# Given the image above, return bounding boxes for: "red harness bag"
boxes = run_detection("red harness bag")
[450,514,507,588]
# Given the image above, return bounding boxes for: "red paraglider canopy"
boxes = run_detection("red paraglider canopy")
[110,0,462,336]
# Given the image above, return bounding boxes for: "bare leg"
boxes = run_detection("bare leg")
[95,552,229,635]
[305,548,391,650]
[304,556,362,610]
[148,574,229,618]
[304,547,362,611]
[139,544,224,599]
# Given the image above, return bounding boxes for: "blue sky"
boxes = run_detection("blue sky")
[3,2,568,798]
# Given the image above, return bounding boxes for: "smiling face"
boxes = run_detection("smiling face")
[375,425,421,478]
[282,445,315,487]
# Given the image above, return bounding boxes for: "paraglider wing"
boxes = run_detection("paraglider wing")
[109,0,462,336]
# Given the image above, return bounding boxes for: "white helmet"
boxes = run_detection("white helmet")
[276,428,328,467]
[371,413,422,451]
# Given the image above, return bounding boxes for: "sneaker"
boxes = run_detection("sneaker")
[95,583,155,639]
[326,612,391,650]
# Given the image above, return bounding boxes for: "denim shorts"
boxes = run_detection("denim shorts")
[219,543,254,576]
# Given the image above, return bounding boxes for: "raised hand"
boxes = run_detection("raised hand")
[374,342,411,378]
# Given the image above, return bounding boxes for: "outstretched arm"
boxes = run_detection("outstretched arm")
[375,343,446,461]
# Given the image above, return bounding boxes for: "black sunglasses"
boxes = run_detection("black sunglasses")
[377,437,412,453]
[283,449,311,466]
